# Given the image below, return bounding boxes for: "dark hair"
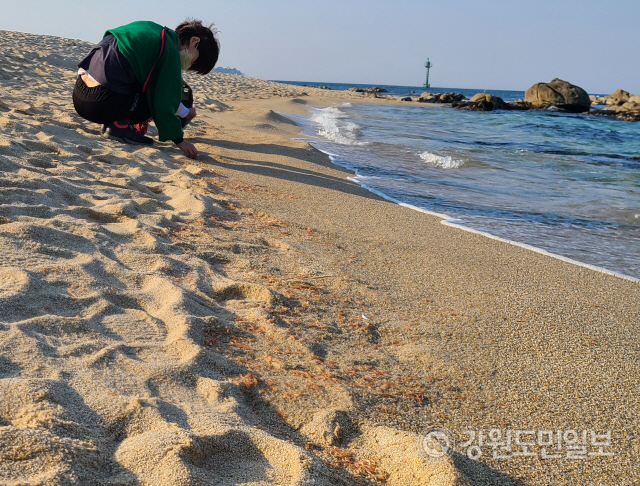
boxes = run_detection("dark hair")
[175,19,219,75]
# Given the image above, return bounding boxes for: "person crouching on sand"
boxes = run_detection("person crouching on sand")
[72,19,219,159]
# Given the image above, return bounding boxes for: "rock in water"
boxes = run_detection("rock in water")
[469,93,506,107]
[507,99,533,111]
[417,92,465,104]
[604,101,640,114]
[590,101,640,121]
[455,93,507,111]
[525,78,591,113]
[604,89,631,106]
[347,86,387,94]
[438,92,465,103]
[590,89,640,120]
[417,92,439,103]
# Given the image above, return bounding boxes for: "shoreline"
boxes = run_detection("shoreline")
[1,30,639,486]
[355,171,640,285]
[279,101,640,285]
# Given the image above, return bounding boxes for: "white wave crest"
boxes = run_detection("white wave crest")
[419,151,465,169]
[310,106,365,145]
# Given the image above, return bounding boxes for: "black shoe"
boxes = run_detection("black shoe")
[106,123,153,146]
[181,80,193,128]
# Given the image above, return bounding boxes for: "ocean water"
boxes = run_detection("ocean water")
[275,80,531,102]
[279,83,640,281]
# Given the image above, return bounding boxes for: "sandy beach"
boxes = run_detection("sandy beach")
[0,30,639,485]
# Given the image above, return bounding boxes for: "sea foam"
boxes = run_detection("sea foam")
[419,151,465,169]
[310,107,365,145]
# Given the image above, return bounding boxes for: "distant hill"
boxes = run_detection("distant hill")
[214,66,244,75]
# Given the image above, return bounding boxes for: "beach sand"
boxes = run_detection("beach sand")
[0,30,638,485]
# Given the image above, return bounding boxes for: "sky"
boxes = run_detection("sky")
[1,0,639,94]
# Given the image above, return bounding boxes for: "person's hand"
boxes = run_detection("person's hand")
[177,140,198,159]
[185,107,197,122]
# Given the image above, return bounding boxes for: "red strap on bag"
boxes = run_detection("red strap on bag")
[142,27,166,94]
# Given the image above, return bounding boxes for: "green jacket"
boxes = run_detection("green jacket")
[106,21,183,142]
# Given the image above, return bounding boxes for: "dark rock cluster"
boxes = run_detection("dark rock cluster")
[415,80,591,114]
[590,106,640,122]
[588,89,640,121]
[348,87,388,94]
[393,80,639,123]
[417,92,464,104]
[453,93,506,111]
[452,94,533,112]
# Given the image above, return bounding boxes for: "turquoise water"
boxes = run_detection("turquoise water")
[283,90,640,280]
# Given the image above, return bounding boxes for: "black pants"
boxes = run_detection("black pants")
[72,76,151,125]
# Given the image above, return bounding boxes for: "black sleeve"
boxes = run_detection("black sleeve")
[173,137,184,145]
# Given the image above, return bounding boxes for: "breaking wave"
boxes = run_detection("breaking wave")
[310,107,366,145]
[419,151,465,169]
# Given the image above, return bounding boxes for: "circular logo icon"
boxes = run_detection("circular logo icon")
[417,426,455,460]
